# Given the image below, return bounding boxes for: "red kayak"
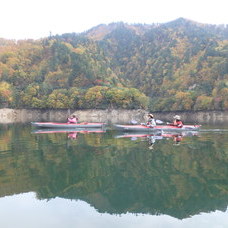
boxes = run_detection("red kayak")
[114,124,201,131]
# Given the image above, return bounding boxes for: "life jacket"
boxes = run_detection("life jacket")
[147,118,156,126]
[68,117,77,123]
[175,120,183,128]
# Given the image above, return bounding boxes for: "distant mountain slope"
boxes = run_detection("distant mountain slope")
[0,18,227,111]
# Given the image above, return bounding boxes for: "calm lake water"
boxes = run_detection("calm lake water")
[0,123,228,228]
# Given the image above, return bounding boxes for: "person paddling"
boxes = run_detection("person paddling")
[147,114,156,127]
[169,115,183,128]
[67,115,78,124]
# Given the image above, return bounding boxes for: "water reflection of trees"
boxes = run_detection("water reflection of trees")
[0,124,228,219]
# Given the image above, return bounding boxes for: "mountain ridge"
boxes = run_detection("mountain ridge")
[0,18,227,111]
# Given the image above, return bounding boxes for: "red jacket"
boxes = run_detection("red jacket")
[67,117,77,123]
[173,120,183,128]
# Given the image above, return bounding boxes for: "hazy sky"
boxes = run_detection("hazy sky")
[1,0,228,40]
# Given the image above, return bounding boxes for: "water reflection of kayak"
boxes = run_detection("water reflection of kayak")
[116,131,199,148]
[32,128,106,134]
[115,131,199,139]
[114,124,201,131]
[31,122,106,129]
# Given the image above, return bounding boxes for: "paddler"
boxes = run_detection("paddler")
[147,114,156,127]
[170,115,183,128]
[67,115,78,124]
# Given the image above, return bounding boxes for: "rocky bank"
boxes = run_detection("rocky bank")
[0,108,228,125]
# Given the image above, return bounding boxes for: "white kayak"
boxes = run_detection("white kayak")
[31,122,106,129]
[114,124,201,131]
[32,128,106,134]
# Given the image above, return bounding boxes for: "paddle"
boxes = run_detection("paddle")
[130,119,164,125]
[130,119,138,124]
[155,119,164,124]
[67,108,71,122]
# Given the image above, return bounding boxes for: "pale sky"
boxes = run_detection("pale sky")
[1,0,228,40]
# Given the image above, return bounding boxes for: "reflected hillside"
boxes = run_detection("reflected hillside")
[0,124,228,219]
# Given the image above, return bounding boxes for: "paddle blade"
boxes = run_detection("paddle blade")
[130,120,138,124]
[156,119,164,124]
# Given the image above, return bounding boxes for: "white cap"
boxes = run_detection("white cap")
[173,115,181,120]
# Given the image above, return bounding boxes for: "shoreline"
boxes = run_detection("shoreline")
[0,108,228,125]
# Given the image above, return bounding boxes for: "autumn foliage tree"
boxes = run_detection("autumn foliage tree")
[0,81,13,107]
[0,19,228,111]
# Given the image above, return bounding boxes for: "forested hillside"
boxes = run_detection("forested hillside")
[0,18,228,111]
